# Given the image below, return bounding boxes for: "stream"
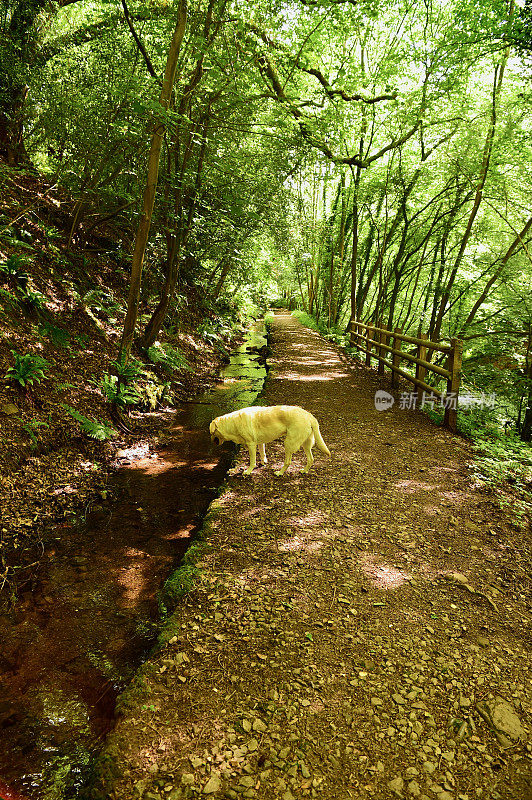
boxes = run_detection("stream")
[0,321,268,800]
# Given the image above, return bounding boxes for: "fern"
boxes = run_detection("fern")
[62,404,116,440]
[99,374,140,407]
[5,351,49,387]
[146,343,191,373]
[111,356,143,385]
[38,321,70,348]
[0,255,30,289]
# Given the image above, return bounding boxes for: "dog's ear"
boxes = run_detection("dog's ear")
[209,420,216,434]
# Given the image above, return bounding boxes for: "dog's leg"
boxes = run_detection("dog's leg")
[301,435,315,473]
[275,452,293,476]
[243,443,257,476]
[258,443,267,465]
[275,436,298,476]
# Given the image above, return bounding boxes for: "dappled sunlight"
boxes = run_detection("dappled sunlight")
[358,552,411,589]
[394,478,438,493]
[278,535,324,555]
[439,489,469,502]
[115,442,151,462]
[273,368,350,381]
[286,511,328,529]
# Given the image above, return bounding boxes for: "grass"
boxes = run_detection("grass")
[290,309,321,332]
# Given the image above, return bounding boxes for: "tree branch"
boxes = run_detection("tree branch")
[304,67,397,104]
[121,0,160,82]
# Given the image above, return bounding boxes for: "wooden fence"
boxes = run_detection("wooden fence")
[349,319,463,432]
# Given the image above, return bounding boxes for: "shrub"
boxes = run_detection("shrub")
[5,351,49,387]
[135,379,174,410]
[82,288,121,319]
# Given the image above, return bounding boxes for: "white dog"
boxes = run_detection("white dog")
[209,405,330,476]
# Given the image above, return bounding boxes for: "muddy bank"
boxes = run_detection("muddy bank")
[0,321,268,800]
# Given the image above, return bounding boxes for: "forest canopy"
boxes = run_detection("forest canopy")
[1,0,531,439]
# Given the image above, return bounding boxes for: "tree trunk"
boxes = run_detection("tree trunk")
[520,335,532,441]
[118,0,187,361]
[140,112,210,348]
[0,0,49,162]
[432,52,509,340]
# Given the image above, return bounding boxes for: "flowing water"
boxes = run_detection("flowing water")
[0,321,268,800]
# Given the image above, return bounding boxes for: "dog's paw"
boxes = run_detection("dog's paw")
[274,469,286,477]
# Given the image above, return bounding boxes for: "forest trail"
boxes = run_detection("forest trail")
[94,311,532,800]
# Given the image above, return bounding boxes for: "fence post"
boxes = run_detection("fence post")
[366,325,373,367]
[444,338,463,432]
[416,333,428,386]
[377,319,385,376]
[391,327,402,390]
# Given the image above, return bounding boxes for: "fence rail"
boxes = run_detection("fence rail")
[349,319,463,432]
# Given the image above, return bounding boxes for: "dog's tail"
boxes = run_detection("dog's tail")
[311,417,331,456]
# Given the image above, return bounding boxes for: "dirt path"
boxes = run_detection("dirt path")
[92,311,532,800]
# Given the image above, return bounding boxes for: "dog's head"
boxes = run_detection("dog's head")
[209,418,226,446]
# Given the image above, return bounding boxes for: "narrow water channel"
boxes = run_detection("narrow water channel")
[0,321,268,800]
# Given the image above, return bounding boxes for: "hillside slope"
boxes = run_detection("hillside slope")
[0,163,241,594]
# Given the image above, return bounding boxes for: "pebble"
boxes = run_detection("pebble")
[388,776,405,792]
[1,403,19,415]
[202,774,221,793]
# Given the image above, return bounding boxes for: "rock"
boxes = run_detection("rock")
[443,572,469,585]
[181,773,195,785]
[203,774,222,793]
[408,780,421,796]
[1,403,19,415]
[388,776,405,793]
[476,697,527,746]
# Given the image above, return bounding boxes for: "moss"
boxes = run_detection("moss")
[157,499,224,621]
